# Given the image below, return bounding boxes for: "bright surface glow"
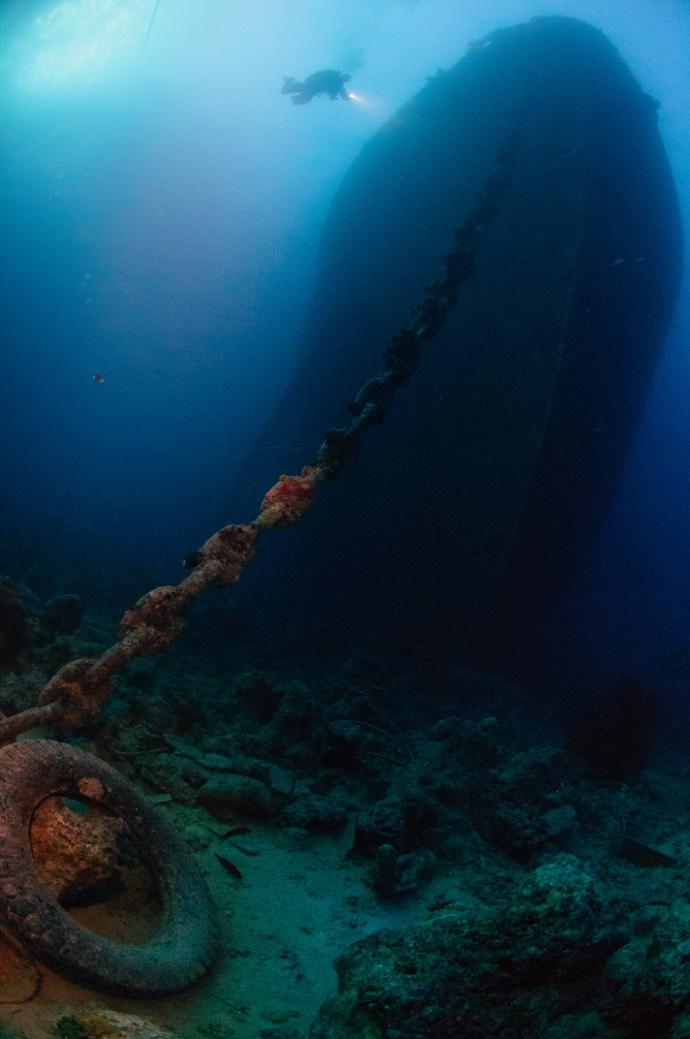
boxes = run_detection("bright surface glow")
[9,0,147,91]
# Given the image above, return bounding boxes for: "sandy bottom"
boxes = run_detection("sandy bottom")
[0,801,429,1039]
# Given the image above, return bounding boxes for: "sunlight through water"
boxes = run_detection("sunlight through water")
[6,0,148,92]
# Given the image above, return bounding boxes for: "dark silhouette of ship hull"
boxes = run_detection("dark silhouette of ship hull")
[237,17,683,657]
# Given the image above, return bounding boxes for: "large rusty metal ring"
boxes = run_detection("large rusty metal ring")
[0,739,219,995]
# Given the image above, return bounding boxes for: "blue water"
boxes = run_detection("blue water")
[0,0,688,675]
[4,4,690,1032]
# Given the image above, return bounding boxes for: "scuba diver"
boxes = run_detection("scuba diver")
[282,69,352,104]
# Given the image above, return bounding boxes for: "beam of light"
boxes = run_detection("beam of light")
[5,0,148,92]
[347,91,367,104]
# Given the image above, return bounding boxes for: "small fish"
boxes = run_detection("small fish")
[617,836,676,868]
[214,852,243,878]
[92,374,105,384]
[183,550,203,569]
[220,826,252,839]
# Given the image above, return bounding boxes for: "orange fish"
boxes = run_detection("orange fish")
[92,374,105,383]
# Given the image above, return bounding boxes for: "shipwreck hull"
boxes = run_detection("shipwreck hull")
[237,16,682,654]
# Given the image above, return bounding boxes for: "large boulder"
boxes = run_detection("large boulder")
[310,854,624,1039]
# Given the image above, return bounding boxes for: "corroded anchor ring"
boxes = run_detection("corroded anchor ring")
[0,739,218,995]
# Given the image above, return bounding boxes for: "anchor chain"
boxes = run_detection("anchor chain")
[0,133,519,741]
